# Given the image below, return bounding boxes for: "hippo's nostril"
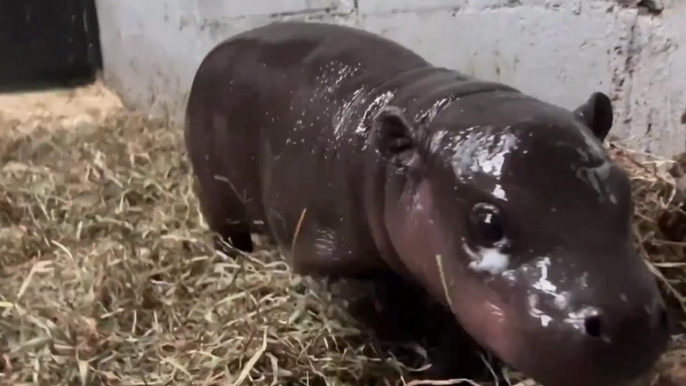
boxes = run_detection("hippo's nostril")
[659,308,669,329]
[583,314,603,338]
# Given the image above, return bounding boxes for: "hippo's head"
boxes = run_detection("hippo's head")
[369,90,669,386]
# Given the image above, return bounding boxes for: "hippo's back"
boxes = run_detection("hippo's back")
[184,21,433,255]
[207,21,431,85]
[185,21,433,167]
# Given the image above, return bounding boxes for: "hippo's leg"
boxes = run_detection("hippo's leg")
[421,318,495,381]
[270,215,488,378]
[287,226,388,278]
[377,276,490,381]
[338,272,491,381]
[259,197,386,277]
[193,176,254,253]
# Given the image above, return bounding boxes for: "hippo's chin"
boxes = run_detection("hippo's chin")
[443,279,668,386]
[466,310,668,386]
[492,337,664,386]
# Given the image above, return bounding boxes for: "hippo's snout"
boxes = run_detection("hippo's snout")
[579,307,604,338]
[574,294,667,342]
[515,298,667,386]
[484,252,671,386]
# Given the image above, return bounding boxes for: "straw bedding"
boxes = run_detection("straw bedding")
[0,105,685,386]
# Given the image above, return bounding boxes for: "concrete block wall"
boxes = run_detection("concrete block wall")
[94,0,686,158]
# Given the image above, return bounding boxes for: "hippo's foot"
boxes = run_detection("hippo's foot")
[421,322,495,382]
[203,209,255,254]
[330,272,493,382]
[212,228,254,255]
[191,172,255,254]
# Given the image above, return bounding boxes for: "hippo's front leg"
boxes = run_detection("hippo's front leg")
[259,190,388,278]
[327,271,491,381]
[286,224,389,278]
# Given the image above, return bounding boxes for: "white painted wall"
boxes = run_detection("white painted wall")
[94,0,686,157]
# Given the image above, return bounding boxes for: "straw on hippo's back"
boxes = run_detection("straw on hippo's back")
[184,21,669,386]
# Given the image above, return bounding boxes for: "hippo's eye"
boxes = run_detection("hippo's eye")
[470,203,506,247]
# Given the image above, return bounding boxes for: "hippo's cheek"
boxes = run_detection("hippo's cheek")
[434,254,523,362]
[447,287,521,361]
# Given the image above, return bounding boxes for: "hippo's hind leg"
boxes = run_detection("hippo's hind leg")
[193,175,254,253]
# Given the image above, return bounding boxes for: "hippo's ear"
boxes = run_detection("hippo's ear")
[573,92,614,141]
[372,105,424,170]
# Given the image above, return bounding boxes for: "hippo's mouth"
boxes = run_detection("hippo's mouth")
[434,251,669,386]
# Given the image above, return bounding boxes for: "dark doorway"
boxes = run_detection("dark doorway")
[0,0,103,92]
